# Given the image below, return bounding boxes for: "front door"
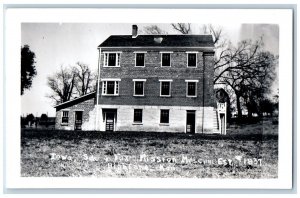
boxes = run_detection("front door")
[75,111,83,130]
[105,112,115,131]
[186,111,196,134]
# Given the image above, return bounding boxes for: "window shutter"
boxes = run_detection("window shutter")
[117,53,120,66]
[103,81,107,94]
[115,81,119,95]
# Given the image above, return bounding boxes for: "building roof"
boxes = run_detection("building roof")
[98,35,215,48]
[54,92,96,109]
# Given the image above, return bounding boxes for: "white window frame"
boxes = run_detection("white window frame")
[159,79,173,97]
[101,79,121,96]
[185,80,199,97]
[103,52,122,67]
[160,51,173,67]
[133,79,146,97]
[61,110,70,125]
[186,51,198,68]
[134,51,147,67]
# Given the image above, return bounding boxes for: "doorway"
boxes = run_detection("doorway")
[186,110,196,134]
[75,111,83,130]
[103,109,117,132]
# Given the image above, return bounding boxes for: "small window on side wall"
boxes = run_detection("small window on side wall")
[61,111,69,125]
[161,53,171,67]
[135,53,145,67]
[187,53,197,67]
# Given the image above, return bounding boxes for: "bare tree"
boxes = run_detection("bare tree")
[171,23,191,34]
[214,39,263,84]
[47,63,96,104]
[170,23,278,119]
[47,66,76,104]
[216,40,277,119]
[142,25,167,35]
[73,62,96,96]
[202,24,224,45]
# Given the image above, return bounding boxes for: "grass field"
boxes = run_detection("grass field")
[21,119,278,178]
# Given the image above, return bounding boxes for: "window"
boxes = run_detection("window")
[102,80,120,95]
[103,52,121,67]
[187,53,197,67]
[160,109,169,124]
[133,79,146,96]
[133,109,143,123]
[160,80,172,97]
[185,80,198,97]
[135,53,145,67]
[161,53,171,67]
[61,111,69,124]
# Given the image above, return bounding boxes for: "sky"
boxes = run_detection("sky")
[21,23,279,117]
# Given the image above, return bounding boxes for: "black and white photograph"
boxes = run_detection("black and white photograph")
[20,22,279,178]
[3,7,294,190]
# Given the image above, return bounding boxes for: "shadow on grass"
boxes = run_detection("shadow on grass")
[21,129,278,142]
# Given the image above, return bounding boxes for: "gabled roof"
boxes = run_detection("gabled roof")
[98,35,214,48]
[54,92,96,109]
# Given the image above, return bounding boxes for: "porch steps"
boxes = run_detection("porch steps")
[212,109,219,133]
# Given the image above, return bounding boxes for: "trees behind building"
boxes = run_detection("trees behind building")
[47,62,96,105]
[170,23,279,120]
[25,113,35,126]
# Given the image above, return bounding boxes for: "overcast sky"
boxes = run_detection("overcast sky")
[21,23,279,117]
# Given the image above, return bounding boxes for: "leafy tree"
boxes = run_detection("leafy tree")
[259,99,275,117]
[40,113,48,121]
[25,113,35,126]
[21,45,37,95]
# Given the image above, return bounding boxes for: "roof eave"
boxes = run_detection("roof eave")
[97,46,215,49]
[54,92,96,108]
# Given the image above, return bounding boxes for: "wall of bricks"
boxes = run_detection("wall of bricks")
[55,47,217,133]
[97,104,219,133]
[55,97,96,130]
[203,53,216,107]
[97,48,216,108]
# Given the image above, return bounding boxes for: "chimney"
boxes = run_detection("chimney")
[132,25,138,38]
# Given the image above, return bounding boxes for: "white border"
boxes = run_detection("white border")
[4,8,293,189]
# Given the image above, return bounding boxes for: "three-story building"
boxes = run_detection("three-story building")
[55,25,219,134]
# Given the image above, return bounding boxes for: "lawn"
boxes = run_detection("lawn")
[21,119,278,178]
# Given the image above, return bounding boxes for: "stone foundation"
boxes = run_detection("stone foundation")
[97,104,217,133]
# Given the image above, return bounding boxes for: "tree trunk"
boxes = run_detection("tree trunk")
[236,94,242,120]
[247,102,253,118]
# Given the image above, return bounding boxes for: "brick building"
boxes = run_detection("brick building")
[55,25,220,133]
